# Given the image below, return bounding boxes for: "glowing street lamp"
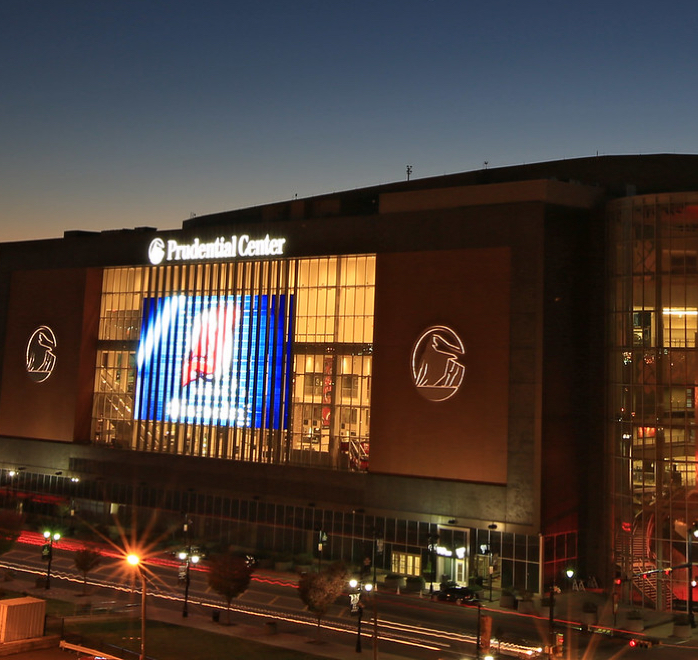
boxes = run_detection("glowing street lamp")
[547,568,575,658]
[177,548,201,617]
[349,578,373,653]
[42,530,60,589]
[688,525,698,627]
[127,554,147,660]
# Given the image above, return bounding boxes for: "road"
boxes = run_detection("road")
[1,536,696,659]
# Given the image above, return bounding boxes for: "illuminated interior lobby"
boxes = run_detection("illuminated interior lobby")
[4,154,698,607]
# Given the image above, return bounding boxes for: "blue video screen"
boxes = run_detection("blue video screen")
[134,294,292,429]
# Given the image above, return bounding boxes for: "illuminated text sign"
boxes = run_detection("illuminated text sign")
[148,235,286,265]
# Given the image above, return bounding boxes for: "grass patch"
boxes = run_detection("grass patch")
[63,618,328,660]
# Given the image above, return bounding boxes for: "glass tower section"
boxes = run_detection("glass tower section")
[609,194,698,610]
[91,255,375,470]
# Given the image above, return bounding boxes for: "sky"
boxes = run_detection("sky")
[2,1,698,242]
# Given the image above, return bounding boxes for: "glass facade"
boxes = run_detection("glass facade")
[609,193,698,609]
[92,255,375,471]
[1,460,542,591]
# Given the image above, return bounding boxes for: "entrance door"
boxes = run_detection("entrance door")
[455,556,467,585]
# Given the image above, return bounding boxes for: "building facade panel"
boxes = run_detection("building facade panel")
[0,268,99,442]
[370,247,510,483]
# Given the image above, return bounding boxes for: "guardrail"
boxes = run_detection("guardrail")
[60,639,122,659]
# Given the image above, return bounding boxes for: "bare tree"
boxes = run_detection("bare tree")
[207,552,254,624]
[298,562,348,634]
[73,547,102,594]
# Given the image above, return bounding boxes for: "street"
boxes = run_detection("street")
[1,536,697,659]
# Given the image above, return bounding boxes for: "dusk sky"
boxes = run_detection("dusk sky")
[3,1,698,242]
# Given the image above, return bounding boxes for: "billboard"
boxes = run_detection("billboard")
[134,294,292,429]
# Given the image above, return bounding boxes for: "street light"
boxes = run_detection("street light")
[547,569,574,659]
[349,578,373,653]
[487,523,497,602]
[476,599,482,660]
[177,547,201,617]
[127,554,146,660]
[42,530,60,589]
[371,531,383,660]
[688,524,698,627]
[427,534,439,595]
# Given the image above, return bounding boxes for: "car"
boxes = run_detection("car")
[435,583,478,604]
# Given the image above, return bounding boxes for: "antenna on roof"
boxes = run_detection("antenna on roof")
[406,165,413,181]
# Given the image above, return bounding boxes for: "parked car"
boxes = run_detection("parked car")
[435,583,478,604]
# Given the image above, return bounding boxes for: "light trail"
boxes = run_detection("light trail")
[7,534,548,658]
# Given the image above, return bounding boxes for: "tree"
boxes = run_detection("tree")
[0,510,23,557]
[73,547,102,594]
[298,562,348,633]
[207,552,254,624]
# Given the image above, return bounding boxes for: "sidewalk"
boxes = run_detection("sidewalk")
[468,585,698,646]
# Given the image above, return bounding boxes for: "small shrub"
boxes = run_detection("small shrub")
[404,576,425,592]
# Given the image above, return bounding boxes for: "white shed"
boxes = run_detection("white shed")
[0,596,46,643]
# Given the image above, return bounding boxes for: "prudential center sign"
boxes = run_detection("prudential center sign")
[148,234,286,265]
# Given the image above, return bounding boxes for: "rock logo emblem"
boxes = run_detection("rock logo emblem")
[411,326,466,401]
[26,326,57,383]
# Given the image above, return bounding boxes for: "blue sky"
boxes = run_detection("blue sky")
[2,1,697,241]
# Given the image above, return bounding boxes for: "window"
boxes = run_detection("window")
[391,551,422,577]
[340,375,359,399]
[92,255,375,471]
[303,374,324,397]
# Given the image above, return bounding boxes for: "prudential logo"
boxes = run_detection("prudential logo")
[26,326,57,383]
[411,326,466,401]
[148,237,166,265]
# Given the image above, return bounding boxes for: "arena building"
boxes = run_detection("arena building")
[3,154,698,607]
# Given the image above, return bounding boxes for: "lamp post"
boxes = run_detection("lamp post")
[349,578,373,653]
[427,534,439,595]
[487,524,497,602]
[42,530,60,589]
[688,525,698,627]
[178,547,200,617]
[547,584,556,657]
[9,468,25,512]
[127,554,146,660]
[6,470,16,508]
[371,531,382,660]
[547,569,574,659]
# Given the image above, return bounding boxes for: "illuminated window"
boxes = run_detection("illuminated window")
[91,254,375,471]
[391,551,422,577]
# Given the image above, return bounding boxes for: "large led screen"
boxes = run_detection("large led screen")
[134,295,292,429]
